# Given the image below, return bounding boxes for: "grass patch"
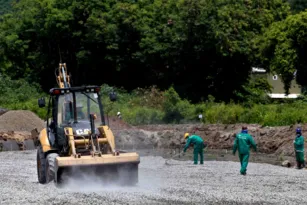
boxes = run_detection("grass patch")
[2,78,307,127]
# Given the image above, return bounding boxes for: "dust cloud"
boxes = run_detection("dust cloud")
[58,164,162,193]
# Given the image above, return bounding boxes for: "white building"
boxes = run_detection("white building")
[251,67,301,99]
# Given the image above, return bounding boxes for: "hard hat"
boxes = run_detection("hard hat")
[296,127,302,134]
[117,112,121,116]
[184,133,189,139]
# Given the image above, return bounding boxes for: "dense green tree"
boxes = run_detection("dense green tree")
[288,0,307,13]
[137,0,290,101]
[257,11,307,94]
[0,0,291,102]
[0,0,13,15]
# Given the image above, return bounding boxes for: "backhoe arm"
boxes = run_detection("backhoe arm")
[56,63,71,88]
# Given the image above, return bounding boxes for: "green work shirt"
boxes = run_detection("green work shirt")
[294,135,304,152]
[233,132,257,155]
[184,135,204,152]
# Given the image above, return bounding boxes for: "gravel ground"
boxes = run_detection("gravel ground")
[1,151,307,205]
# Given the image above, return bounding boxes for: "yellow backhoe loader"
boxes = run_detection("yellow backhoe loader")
[35,63,140,186]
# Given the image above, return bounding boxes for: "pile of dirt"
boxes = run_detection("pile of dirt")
[0,110,45,132]
[105,116,133,130]
[0,110,44,145]
[115,123,302,157]
[0,108,8,116]
[192,123,297,156]
[0,131,33,142]
[0,131,36,151]
[0,109,302,158]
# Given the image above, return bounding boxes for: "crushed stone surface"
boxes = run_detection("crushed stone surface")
[1,151,307,205]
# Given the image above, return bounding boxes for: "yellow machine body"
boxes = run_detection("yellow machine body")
[56,153,139,167]
[35,63,140,186]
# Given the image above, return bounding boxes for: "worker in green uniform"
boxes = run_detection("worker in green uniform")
[183,133,204,165]
[293,127,305,169]
[232,126,257,175]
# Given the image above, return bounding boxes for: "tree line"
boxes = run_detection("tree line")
[0,0,307,103]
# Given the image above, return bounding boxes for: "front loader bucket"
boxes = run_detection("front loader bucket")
[54,153,140,186]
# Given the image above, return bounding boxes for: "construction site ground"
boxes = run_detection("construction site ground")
[0,109,306,204]
[1,150,307,205]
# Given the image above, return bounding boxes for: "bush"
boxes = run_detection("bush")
[4,79,307,127]
[120,107,164,125]
[238,104,269,124]
[0,76,47,119]
[162,86,190,123]
[98,84,307,127]
[205,103,244,124]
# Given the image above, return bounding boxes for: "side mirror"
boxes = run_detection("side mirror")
[109,91,117,102]
[38,97,46,108]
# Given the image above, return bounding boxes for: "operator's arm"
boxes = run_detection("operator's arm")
[184,138,192,152]
[232,135,238,155]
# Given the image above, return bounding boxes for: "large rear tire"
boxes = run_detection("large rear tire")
[37,145,46,184]
[46,153,59,183]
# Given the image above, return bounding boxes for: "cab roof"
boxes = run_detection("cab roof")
[49,86,101,95]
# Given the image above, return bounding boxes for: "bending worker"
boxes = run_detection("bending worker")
[183,133,204,165]
[232,126,257,175]
[293,127,305,169]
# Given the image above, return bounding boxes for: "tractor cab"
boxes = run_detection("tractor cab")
[39,86,117,154]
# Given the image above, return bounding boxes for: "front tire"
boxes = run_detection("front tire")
[37,145,46,184]
[46,153,59,183]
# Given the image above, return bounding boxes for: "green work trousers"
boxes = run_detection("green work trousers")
[193,147,204,164]
[295,152,305,169]
[239,153,249,174]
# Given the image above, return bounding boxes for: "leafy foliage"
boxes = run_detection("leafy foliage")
[2,0,307,127]
[1,79,306,126]
[0,0,291,103]
[101,84,307,126]
[257,11,307,94]
[234,75,273,104]
[0,75,47,118]
[0,0,13,15]
[288,0,307,13]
